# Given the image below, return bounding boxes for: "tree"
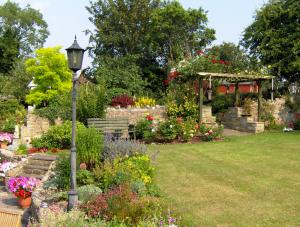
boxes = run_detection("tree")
[86,0,215,97]
[0,1,49,75]
[241,0,300,82]
[25,47,72,107]
[207,42,251,73]
[150,1,215,65]
[92,55,146,99]
[86,0,160,57]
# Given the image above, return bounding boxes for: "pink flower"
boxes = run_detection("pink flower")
[80,163,87,170]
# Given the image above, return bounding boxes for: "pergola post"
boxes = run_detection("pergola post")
[198,77,203,123]
[271,77,274,101]
[257,80,263,121]
[235,82,239,107]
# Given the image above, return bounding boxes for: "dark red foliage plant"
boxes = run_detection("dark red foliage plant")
[111,95,135,108]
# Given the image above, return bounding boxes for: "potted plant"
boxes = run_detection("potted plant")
[0,132,13,149]
[0,162,17,184]
[8,176,39,209]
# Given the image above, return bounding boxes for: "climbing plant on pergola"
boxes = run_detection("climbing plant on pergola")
[196,72,274,123]
[174,54,274,123]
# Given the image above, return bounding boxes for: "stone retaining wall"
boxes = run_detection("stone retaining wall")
[105,106,167,125]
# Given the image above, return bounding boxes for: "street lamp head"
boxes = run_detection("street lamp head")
[66,36,85,72]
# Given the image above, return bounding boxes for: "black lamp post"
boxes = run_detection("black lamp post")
[66,36,85,210]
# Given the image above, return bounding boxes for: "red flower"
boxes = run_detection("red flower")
[163,79,170,86]
[195,124,199,129]
[147,115,154,121]
[211,59,217,64]
[196,50,204,56]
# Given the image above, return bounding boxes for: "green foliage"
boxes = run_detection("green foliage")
[241,0,300,82]
[95,155,154,191]
[0,98,26,128]
[77,170,95,186]
[286,94,300,112]
[87,0,215,97]
[25,46,72,106]
[16,144,28,155]
[135,118,153,140]
[50,152,71,190]
[80,183,163,225]
[0,1,48,74]
[178,119,198,142]
[77,184,102,203]
[76,127,103,167]
[93,55,146,99]
[1,116,16,133]
[155,120,179,142]
[30,209,107,227]
[199,124,223,141]
[211,94,235,114]
[77,83,107,125]
[150,1,215,64]
[31,121,85,149]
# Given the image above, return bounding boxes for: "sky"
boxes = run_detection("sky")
[0,0,267,68]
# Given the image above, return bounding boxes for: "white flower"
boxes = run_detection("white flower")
[170,125,173,128]
[151,128,156,132]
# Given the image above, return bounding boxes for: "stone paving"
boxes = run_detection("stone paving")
[223,128,252,137]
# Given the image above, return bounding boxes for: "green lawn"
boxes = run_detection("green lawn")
[150,132,300,226]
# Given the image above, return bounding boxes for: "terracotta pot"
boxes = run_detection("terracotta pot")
[0,142,8,149]
[18,197,32,209]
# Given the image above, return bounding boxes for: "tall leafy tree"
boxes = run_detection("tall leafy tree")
[150,1,215,65]
[86,0,215,97]
[25,47,72,107]
[241,0,300,82]
[0,1,49,75]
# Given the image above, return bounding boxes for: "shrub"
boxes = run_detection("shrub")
[211,94,235,114]
[31,121,85,149]
[16,144,28,155]
[135,116,154,140]
[178,119,198,142]
[77,184,102,203]
[155,120,179,142]
[102,136,147,162]
[77,169,95,186]
[30,209,107,227]
[49,152,70,190]
[111,94,134,108]
[166,98,198,120]
[98,155,154,191]
[76,127,103,167]
[77,83,107,125]
[1,116,16,133]
[80,183,161,225]
[199,124,223,141]
[135,97,156,108]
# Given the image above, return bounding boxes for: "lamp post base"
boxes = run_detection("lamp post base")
[67,189,78,211]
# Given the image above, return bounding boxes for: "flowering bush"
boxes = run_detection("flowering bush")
[135,115,155,140]
[80,183,162,225]
[0,132,13,144]
[178,119,198,142]
[8,176,39,198]
[135,97,156,108]
[155,120,179,142]
[97,155,154,191]
[111,94,135,108]
[199,124,223,141]
[0,162,17,177]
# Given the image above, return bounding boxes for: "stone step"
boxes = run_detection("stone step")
[16,173,44,180]
[23,165,49,171]
[28,159,53,166]
[29,154,57,161]
[22,168,48,176]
